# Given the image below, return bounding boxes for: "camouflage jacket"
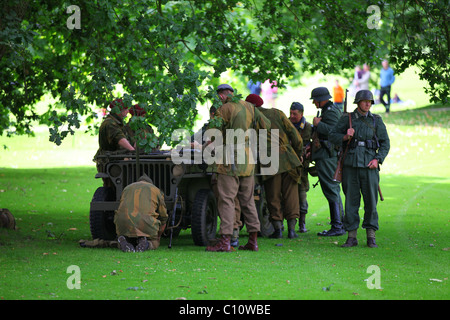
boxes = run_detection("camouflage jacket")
[114,176,168,239]
[209,99,271,177]
[258,107,303,182]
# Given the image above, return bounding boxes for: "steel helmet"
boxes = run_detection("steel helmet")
[353,90,375,104]
[310,87,332,102]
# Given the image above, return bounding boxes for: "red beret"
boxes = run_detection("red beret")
[130,104,145,116]
[109,98,127,111]
[245,94,264,107]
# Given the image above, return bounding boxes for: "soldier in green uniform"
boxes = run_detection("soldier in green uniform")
[290,102,312,233]
[246,94,303,239]
[114,174,168,252]
[307,87,345,237]
[93,99,135,186]
[329,90,390,247]
[205,84,271,252]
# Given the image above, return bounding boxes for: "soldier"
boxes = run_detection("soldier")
[307,87,345,237]
[93,98,135,186]
[329,90,390,247]
[205,84,271,252]
[246,94,303,239]
[114,174,168,252]
[289,102,312,233]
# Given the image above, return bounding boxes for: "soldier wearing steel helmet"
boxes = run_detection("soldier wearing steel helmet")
[329,89,390,248]
[308,87,345,237]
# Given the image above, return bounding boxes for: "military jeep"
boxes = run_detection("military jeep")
[89,150,272,247]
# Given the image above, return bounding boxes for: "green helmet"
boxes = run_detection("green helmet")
[354,90,375,104]
[310,87,332,102]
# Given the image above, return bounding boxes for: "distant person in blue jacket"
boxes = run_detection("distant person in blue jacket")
[379,60,395,113]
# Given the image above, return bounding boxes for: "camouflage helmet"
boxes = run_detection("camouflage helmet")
[310,87,332,102]
[354,90,375,104]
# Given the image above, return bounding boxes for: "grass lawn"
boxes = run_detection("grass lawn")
[0,69,449,302]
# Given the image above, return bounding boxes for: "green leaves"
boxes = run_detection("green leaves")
[0,0,448,149]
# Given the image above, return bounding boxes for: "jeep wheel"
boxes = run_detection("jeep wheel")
[89,187,117,240]
[191,189,218,246]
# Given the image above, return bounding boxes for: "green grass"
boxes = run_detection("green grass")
[0,67,449,301]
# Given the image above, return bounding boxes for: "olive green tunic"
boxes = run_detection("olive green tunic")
[93,113,129,172]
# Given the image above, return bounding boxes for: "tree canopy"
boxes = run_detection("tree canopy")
[1,0,448,151]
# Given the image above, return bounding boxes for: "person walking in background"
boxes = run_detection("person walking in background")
[379,60,395,113]
[333,80,345,110]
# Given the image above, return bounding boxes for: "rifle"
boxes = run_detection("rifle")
[333,89,349,183]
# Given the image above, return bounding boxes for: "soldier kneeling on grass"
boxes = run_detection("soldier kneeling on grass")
[114,174,168,252]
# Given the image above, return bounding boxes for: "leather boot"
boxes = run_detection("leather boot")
[341,230,358,247]
[239,232,258,251]
[366,229,378,248]
[298,213,308,233]
[269,220,283,238]
[287,219,299,239]
[206,235,232,252]
[317,201,345,236]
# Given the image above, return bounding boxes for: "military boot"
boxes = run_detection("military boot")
[317,201,345,236]
[136,237,150,252]
[269,220,283,238]
[287,219,299,239]
[206,235,233,252]
[239,232,258,251]
[366,229,378,248]
[118,236,135,252]
[341,230,358,247]
[298,213,308,233]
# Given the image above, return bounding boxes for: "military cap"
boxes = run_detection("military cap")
[290,102,304,112]
[109,98,128,111]
[354,90,375,104]
[216,84,234,93]
[245,94,264,107]
[310,87,332,102]
[130,104,145,116]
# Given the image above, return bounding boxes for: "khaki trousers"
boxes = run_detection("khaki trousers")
[216,174,260,236]
[264,172,300,221]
